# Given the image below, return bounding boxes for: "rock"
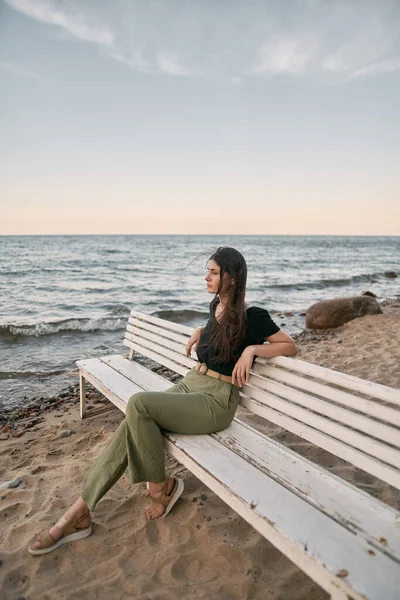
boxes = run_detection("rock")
[0,478,23,490]
[8,478,23,489]
[11,430,25,438]
[59,429,73,439]
[306,296,382,329]
[384,271,397,278]
[2,425,11,433]
[362,290,377,298]
[284,311,293,317]
[0,434,9,441]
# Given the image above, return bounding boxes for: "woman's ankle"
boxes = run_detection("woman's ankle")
[63,497,91,522]
[148,477,172,497]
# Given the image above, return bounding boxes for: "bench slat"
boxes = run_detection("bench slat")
[123,339,189,376]
[100,356,172,392]
[240,394,400,489]
[244,384,400,469]
[267,356,400,406]
[130,310,193,336]
[128,318,189,345]
[253,363,400,426]
[124,333,194,369]
[126,325,187,356]
[249,373,400,447]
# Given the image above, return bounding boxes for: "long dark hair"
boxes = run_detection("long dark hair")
[207,247,247,363]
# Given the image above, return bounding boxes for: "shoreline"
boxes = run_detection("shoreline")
[1,302,399,599]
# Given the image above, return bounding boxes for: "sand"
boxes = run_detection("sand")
[1,300,399,600]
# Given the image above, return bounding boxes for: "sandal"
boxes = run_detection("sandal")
[148,478,184,520]
[28,513,92,555]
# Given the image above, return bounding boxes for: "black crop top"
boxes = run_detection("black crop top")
[196,300,280,377]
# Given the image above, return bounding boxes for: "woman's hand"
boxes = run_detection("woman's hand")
[185,327,203,358]
[232,346,255,388]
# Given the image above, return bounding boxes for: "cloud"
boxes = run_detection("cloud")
[4,0,400,82]
[251,36,318,76]
[157,52,194,77]
[106,48,153,74]
[5,0,114,46]
[0,60,44,80]
[350,58,400,78]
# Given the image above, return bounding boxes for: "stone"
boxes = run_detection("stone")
[0,434,9,441]
[11,430,25,438]
[0,478,23,489]
[384,271,397,278]
[362,291,377,298]
[59,429,73,439]
[306,296,382,329]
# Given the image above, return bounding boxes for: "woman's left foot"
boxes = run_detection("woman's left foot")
[145,477,184,520]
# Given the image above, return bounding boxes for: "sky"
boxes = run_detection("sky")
[1,0,399,235]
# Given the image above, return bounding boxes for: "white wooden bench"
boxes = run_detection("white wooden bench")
[77,309,400,600]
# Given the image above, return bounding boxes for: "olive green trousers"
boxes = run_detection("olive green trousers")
[81,368,240,511]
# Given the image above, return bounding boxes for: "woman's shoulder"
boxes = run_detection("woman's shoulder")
[246,304,272,317]
[246,305,280,336]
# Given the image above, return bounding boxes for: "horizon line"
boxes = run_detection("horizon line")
[0,233,399,238]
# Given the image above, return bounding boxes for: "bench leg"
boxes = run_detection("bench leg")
[80,373,86,419]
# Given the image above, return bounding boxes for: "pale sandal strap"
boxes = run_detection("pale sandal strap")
[55,512,90,531]
[55,515,70,529]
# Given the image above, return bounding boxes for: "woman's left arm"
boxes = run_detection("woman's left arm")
[232,331,297,387]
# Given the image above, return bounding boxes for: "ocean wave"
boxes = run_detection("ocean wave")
[268,272,389,291]
[0,317,126,340]
[0,369,67,380]
[152,309,208,324]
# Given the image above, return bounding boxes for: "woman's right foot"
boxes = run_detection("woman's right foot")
[28,498,92,555]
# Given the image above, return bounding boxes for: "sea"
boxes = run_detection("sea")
[1,235,399,410]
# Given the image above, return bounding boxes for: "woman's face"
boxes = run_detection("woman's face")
[205,259,232,295]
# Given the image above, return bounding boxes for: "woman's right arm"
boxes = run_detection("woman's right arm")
[185,327,203,357]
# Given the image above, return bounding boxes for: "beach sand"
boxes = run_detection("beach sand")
[1,300,399,600]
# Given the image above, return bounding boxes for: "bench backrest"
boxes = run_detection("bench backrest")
[124,310,400,490]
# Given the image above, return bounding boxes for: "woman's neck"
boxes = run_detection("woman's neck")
[218,294,228,306]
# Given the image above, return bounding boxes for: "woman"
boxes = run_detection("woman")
[29,247,297,555]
